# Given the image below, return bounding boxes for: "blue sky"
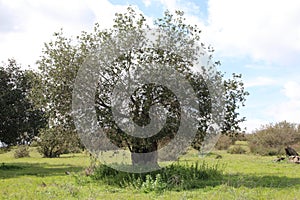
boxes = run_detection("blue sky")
[1,0,300,132]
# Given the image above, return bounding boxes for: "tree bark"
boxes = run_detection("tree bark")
[130,141,159,167]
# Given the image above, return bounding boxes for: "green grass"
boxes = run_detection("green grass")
[0,148,299,199]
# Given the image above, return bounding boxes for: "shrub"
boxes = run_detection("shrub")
[248,121,300,156]
[37,126,81,158]
[248,143,282,156]
[37,128,63,158]
[227,145,247,154]
[14,145,30,158]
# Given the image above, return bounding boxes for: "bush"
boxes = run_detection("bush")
[248,121,300,156]
[14,145,30,158]
[37,128,63,158]
[227,145,247,154]
[248,143,282,156]
[37,126,81,158]
[91,161,224,192]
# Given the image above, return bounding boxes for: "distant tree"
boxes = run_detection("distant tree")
[0,59,47,146]
[248,121,300,156]
[34,7,248,162]
[30,31,84,157]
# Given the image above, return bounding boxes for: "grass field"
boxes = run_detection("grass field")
[0,147,299,200]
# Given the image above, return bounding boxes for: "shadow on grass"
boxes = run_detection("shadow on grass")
[173,173,300,190]
[0,162,83,179]
[221,173,300,189]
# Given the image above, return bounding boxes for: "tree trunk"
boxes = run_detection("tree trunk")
[130,141,159,168]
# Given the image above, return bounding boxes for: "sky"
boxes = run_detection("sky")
[1,0,300,133]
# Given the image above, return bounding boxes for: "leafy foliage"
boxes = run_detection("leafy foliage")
[31,27,85,157]
[0,59,47,146]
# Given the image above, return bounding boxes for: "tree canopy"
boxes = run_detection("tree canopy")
[33,7,248,165]
[0,59,47,146]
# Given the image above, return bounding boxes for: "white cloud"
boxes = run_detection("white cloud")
[244,64,276,70]
[241,118,269,133]
[267,81,300,123]
[85,0,130,29]
[158,0,177,12]
[0,0,97,67]
[0,0,144,67]
[245,76,277,88]
[206,0,300,65]
[157,0,205,20]
[0,0,209,68]
[282,81,300,100]
[143,0,152,7]
[153,0,300,67]
[268,100,300,123]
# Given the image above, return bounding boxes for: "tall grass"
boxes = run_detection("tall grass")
[91,161,224,192]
